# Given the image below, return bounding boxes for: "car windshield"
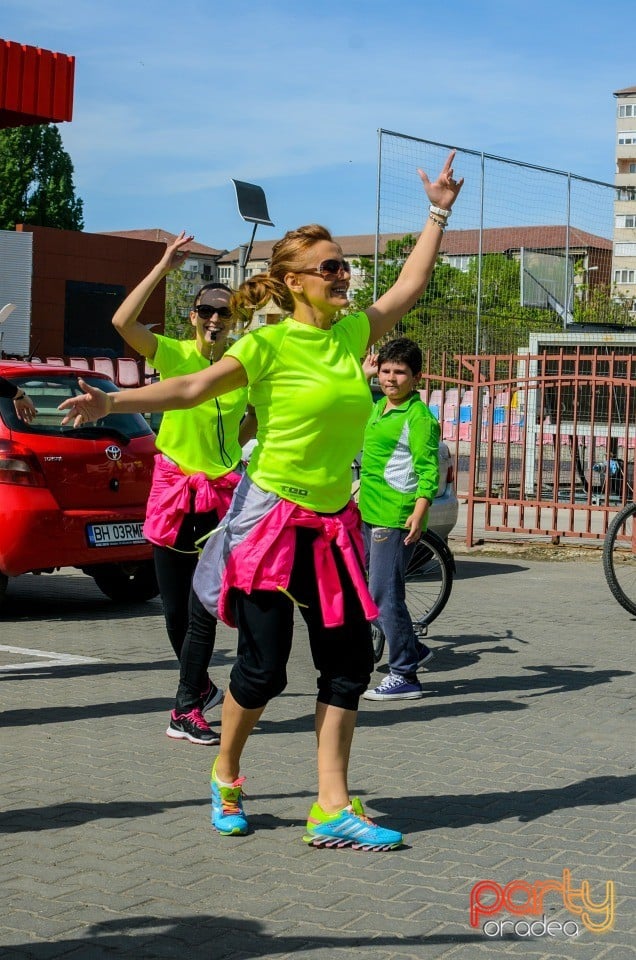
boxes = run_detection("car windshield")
[0,373,154,440]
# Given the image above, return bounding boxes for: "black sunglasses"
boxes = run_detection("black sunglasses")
[299,258,351,279]
[194,304,232,320]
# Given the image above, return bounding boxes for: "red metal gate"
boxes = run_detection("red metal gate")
[419,349,635,545]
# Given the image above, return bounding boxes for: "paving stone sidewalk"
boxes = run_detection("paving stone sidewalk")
[0,553,634,960]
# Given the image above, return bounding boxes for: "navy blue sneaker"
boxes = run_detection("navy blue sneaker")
[362,673,423,701]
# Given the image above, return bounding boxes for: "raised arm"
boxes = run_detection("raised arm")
[366,150,463,345]
[112,231,195,359]
[58,355,247,427]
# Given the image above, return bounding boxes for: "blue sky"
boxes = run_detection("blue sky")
[4,0,635,251]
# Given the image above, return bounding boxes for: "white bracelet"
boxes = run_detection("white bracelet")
[429,204,451,219]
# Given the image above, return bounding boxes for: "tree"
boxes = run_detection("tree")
[164,268,195,339]
[351,244,563,372]
[0,123,84,230]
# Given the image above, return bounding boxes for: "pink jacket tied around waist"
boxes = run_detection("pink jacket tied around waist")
[143,454,242,548]
[192,475,379,629]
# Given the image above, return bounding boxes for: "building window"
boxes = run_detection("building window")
[630,163,636,173]
[618,187,636,201]
[218,266,232,281]
[618,131,636,144]
[614,269,636,283]
[616,215,636,228]
[618,104,636,118]
[615,242,636,256]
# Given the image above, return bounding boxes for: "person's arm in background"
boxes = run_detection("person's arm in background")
[58,356,248,427]
[112,232,194,360]
[361,352,378,382]
[0,375,37,424]
[238,404,257,446]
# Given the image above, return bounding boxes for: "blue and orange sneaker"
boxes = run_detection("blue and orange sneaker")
[303,797,403,850]
[210,757,248,836]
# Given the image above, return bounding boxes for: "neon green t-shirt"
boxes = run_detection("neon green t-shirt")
[226,312,372,512]
[151,335,248,477]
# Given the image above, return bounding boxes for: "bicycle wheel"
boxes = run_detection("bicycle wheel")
[603,501,636,616]
[405,530,455,635]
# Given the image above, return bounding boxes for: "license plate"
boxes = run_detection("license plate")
[86,521,147,547]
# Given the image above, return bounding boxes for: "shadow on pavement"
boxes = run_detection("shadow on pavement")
[0,797,209,834]
[0,573,163,623]
[453,558,528,579]
[4,771,634,840]
[374,772,636,829]
[3,918,485,959]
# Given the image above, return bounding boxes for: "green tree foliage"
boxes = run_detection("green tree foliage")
[164,268,194,339]
[351,241,567,375]
[0,124,84,230]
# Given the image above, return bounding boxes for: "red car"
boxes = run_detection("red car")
[0,360,159,609]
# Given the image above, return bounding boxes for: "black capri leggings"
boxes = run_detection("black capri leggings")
[229,527,374,712]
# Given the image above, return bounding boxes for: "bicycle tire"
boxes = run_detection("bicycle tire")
[602,501,636,616]
[405,529,455,634]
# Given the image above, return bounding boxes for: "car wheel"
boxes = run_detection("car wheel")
[88,561,159,603]
[0,572,8,609]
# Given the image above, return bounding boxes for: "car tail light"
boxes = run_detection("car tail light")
[0,440,47,487]
[446,464,454,485]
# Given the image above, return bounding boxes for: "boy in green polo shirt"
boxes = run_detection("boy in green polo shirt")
[359,338,440,701]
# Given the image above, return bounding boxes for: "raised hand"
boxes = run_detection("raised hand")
[159,231,195,274]
[418,149,464,211]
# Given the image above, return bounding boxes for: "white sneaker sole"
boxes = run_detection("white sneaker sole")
[362,689,424,701]
[166,726,220,745]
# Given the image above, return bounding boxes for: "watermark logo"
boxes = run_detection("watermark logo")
[470,869,614,939]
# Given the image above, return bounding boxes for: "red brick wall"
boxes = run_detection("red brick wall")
[15,224,166,359]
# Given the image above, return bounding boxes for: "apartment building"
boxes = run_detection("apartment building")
[613,85,636,311]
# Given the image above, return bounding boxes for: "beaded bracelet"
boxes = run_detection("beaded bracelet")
[429,213,447,229]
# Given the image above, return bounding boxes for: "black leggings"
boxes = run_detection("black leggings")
[229,528,373,712]
[153,508,219,661]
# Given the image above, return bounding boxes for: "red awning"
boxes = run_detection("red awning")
[0,39,75,129]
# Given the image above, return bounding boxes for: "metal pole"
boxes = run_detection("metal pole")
[373,129,383,307]
[475,152,485,353]
[564,173,571,330]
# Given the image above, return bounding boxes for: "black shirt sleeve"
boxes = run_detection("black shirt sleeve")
[0,376,20,400]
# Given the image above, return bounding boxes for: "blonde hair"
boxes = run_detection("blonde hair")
[230,224,334,326]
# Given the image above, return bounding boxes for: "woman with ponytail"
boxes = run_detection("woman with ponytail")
[60,151,463,850]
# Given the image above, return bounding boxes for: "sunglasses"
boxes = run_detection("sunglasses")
[299,258,351,279]
[194,304,232,320]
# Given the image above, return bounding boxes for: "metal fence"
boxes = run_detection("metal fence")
[416,347,636,545]
[372,130,626,366]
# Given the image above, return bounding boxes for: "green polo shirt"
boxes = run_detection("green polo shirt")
[359,391,440,529]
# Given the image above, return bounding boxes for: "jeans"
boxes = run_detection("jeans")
[363,523,421,679]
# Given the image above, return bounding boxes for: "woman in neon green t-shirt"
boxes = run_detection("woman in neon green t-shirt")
[60,151,463,851]
[110,234,255,747]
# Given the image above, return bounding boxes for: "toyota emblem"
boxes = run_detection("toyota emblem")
[105,445,122,461]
